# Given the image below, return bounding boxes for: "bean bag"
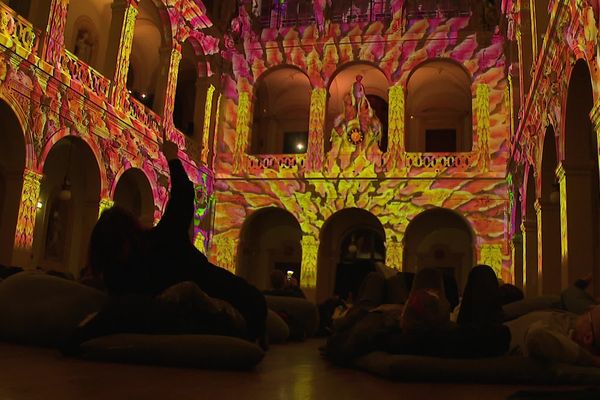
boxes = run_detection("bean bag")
[79,334,264,370]
[0,272,107,347]
[354,352,600,384]
[265,295,319,338]
[503,296,562,321]
[267,309,290,343]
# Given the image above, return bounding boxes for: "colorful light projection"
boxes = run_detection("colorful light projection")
[0,0,219,260]
[212,2,512,284]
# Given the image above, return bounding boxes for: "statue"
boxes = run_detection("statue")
[73,29,93,64]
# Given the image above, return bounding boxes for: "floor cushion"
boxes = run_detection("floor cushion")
[503,296,562,321]
[265,296,319,338]
[79,334,264,370]
[0,272,107,347]
[267,309,290,343]
[354,351,600,384]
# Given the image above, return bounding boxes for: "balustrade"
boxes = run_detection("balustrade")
[0,2,39,54]
[247,154,306,170]
[124,94,162,133]
[61,50,111,101]
[404,152,473,169]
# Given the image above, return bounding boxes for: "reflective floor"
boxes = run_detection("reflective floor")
[0,339,580,400]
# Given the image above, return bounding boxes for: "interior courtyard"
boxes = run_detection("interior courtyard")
[0,0,600,398]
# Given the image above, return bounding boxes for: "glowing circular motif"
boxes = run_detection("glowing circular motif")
[346,119,364,145]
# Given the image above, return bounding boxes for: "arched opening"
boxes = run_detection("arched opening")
[523,166,538,296]
[405,59,472,152]
[237,207,302,290]
[251,67,311,155]
[562,60,600,293]
[114,168,155,228]
[63,0,112,74]
[403,208,473,291]
[326,63,389,153]
[317,208,385,303]
[0,100,26,266]
[32,137,101,277]
[538,126,561,294]
[128,0,171,112]
[173,40,209,139]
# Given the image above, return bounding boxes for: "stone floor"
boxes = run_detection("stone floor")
[0,339,585,400]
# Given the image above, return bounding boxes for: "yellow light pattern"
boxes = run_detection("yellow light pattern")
[14,169,42,249]
[476,83,491,172]
[194,230,207,253]
[233,92,250,173]
[98,198,114,218]
[213,235,236,272]
[201,84,215,164]
[307,88,326,171]
[479,243,504,277]
[300,234,318,287]
[211,93,222,167]
[386,84,405,171]
[112,2,138,108]
[385,240,403,270]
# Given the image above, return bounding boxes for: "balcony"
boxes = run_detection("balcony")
[259,1,315,28]
[404,152,474,170]
[405,0,471,19]
[60,49,111,103]
[0,2,39,57]
[247,153,306,172]
[329,0,392,24]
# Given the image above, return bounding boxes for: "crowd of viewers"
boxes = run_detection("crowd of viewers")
[2,139,599,372]
[322,265,600,367]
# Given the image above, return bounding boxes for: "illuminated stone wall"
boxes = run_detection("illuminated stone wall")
[211,1,512,284]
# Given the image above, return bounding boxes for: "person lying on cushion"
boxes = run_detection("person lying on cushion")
[84,140,267,348]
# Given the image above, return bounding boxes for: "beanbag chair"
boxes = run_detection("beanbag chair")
[503,296,562,321]
[0,272,107,347]
[267,309,290,343]
[80,334,264,369]
[265,295,319,338]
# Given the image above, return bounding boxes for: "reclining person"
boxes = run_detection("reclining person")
[66,141,267,353]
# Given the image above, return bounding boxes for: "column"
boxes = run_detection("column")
[556,162,597,288]
[199,82,215,157]
[106,0,139,108]
[154,44,182,125]
[233,91,251,174]
[306,88,326,172]
[98,198,114,218]
[41,0,69,72]
[385,240,403,270]
[516,4,533,104]
[213,235,237,273]
[535,199,561,294]
[386,84,405,171]
[521,216,538,297]
[511,233,524,288]
[300,234,318,302]
[12,169,43,268]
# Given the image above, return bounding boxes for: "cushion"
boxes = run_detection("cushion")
[503,296,562,321]
[0,272,107,347]
[80,334,264,369]
[267,309,290,343]
[265,296,319,337]
[354,352,600,384]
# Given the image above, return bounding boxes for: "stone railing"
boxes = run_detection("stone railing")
[404,152,474,169]
[61,50,111,101]
[124,95,162,133]
[247,154,306,171]
[405,0,471,19]
[0,2,39,54]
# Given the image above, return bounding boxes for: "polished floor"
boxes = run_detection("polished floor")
[0,339,583,400]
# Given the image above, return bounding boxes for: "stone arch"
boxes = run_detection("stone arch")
[251,65,312,154]
[403,207,474,290]
[112,167,155,228]
[237,207,303,290]
[405,58,473,152]
[32,136,101,278]
[560,58,599,293]
[317,207,385,303]
[0,98,27,266]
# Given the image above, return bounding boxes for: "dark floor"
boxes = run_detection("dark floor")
[0,339,584,400]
